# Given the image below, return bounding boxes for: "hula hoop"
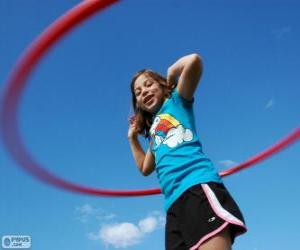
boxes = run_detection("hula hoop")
[1,0,300,196]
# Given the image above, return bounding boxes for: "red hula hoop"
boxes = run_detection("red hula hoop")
[1,0,299,196]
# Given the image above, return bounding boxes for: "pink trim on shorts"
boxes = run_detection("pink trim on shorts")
[190,184,247,250]
[201,184,247,229]
[190,222,229,250]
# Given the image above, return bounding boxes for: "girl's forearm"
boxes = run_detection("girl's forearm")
[167,53,202,85]
[167,53,202,100]
[129,137,146,173]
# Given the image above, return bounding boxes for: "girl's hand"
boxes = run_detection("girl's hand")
[128,116,139,140]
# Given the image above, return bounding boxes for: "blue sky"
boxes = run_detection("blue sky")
[1,0,299,249]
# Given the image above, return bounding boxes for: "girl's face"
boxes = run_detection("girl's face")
[133,74,166,114]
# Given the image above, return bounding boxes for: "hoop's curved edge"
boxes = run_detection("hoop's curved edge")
[220,127,300,177]
[0,0,161,197]
[1,0,299,197]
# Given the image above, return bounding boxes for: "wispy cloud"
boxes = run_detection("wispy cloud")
[271,26,292,40]
[264,98,275,110]
[75,204,116,223]
[88,211,165,249]
[218,160,238,168]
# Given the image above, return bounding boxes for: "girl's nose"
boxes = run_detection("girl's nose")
[142,89,149,96]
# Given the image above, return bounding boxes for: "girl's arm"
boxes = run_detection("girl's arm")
[167,53,203,101]
[128,120,155,176]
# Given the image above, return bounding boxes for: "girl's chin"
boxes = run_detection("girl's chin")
[143,99,163,113]
[147,104,161,114]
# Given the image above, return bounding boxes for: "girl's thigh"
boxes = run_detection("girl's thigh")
[198,227,232,250]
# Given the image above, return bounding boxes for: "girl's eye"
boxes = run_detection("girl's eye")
[135,91,141,96]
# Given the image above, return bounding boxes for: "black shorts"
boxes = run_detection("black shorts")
[165,182,247,250]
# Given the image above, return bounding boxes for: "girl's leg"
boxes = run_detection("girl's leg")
[198,227,232,250]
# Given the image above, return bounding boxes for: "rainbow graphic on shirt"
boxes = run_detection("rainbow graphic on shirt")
[154,114,180,135]
[150,113,193,148]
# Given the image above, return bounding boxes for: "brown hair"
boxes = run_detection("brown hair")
[130,69,175,138]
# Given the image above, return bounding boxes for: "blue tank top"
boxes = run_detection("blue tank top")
[149,89,222,211]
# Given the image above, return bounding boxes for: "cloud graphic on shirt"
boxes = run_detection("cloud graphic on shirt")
[163,125,193,148]
[154,134,163,146]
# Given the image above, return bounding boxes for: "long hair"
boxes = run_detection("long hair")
[130,69,175,138]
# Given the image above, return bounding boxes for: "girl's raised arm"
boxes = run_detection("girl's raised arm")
[167,53,203,101]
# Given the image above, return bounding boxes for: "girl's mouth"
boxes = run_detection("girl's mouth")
[144,94,154,105]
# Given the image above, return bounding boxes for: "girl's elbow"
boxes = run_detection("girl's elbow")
[141,169,152,176]
[191,54,203,77]
[190,53,202,66]
[141,165,154,176]
[141,171,150,176]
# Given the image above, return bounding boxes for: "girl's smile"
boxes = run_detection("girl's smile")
[134,74,166,113]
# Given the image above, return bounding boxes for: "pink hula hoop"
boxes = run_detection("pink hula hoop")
[1,0,299,196]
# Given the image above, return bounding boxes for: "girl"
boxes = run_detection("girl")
[128,54,247,250]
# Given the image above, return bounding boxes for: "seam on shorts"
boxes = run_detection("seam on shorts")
[189,221,229,250]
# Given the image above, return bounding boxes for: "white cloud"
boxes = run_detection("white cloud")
[77,204,94,214]
[75,204,116,223]
[218,160,238,168]
[265,98,275,110]
[90,222,142,248]
[96,214,116,220]
[88,212,165,249]
[138,216,158,233]
[272,26,292,40]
